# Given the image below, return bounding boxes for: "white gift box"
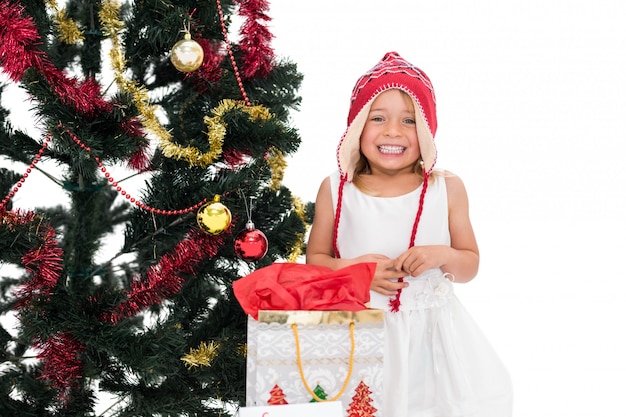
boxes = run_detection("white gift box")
[237,401,343,417]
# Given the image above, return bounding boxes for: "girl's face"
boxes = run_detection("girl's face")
[359,89,420,176]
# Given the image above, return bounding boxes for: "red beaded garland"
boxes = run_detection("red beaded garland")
[1,129,208,217]
[216,0,251,107]
[60,128,209,215]
[0,134,51,211]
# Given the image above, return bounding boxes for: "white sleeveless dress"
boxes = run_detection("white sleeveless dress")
[330,170,513,417]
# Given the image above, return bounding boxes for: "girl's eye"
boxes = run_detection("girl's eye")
[370,116,384,122]
[404,118,416,125]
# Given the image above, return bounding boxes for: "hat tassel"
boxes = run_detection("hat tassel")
[389,169,430,312]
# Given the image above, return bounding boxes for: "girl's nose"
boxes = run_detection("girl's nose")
[384,120,402,137]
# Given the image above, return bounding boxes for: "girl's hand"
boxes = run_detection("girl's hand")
[394,245,448,277]
[356,254,408,296]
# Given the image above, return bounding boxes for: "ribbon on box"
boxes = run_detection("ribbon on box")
[233,263,375,319]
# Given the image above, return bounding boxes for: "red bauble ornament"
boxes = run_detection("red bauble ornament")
[234,220,268,262]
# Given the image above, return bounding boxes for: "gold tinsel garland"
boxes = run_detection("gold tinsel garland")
[97,0,283,171]
[99,0,172,158]
[177,99,273,168]
[287,196,309,263]
[47,0,85,44]
[236,343,247,357]
[181,341,220,369]
[267,147,287,191]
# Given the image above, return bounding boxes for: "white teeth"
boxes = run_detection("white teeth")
[378,145,405,154]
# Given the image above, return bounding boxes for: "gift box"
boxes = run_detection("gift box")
[237,401,343,417]
[233,262,384,416]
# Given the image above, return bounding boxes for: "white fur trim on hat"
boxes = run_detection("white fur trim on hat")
[337,87,437,182]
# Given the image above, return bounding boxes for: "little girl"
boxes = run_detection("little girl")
[306,52,513,417]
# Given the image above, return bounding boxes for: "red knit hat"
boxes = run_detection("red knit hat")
[337,52,437,181]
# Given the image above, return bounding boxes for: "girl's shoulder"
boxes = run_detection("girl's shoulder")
[439,169,465,190]
[439,170,470,208]
[328,170,343,185]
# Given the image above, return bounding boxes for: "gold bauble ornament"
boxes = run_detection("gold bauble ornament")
[197,195,231,235]
[170,32,204,72]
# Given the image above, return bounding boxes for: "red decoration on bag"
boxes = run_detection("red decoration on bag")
[233,262,375,319]
[347,380,377,417]
[267,384,289,405]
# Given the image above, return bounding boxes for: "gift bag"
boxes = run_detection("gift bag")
[246,309,384,416]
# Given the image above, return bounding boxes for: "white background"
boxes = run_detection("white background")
[2,1,626,415]
[273,1,626,416]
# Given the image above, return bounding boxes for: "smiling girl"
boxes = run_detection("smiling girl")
[306,52,512,417]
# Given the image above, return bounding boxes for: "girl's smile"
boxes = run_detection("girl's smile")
[378,145,406,154]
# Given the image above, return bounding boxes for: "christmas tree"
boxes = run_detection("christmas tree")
[0,0,309,416]
[266,384,288,405]
[346,381,377,417]
[309,383,328,402]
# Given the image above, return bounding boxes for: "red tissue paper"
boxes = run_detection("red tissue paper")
[233,262,375,319]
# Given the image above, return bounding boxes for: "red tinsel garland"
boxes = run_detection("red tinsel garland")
[1,208,37,226]
[188,37,226,93]
[235,0,275,79]
[34,332,86,405]
[1,210,81,404]
[100,228,227,323]
[0,1,111,117]
[222,148,249,168]
[120,117,152,172]
[0,1,150,167]
[14,220,64,309]
[2,210,63,310]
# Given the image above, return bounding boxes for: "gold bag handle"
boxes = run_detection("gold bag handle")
[291,322,356,402]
